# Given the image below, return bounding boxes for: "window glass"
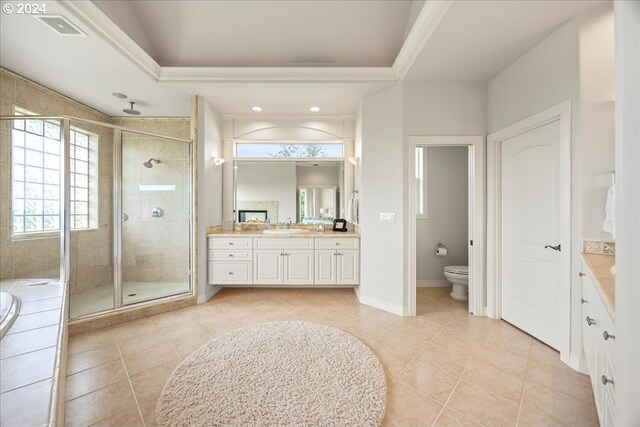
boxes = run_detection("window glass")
[235,143,343,158]
[11,109,97,235]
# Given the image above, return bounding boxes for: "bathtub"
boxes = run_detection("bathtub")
[0,291,21,339]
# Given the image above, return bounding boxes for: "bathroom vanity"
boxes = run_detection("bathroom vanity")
[580,253,616,427]
[207,231,359,287]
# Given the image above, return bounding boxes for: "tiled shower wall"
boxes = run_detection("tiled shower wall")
[1,68,191,294]
[113,118,191,284]
[0,68,113,293]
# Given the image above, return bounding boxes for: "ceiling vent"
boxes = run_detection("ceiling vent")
[36,15,86,37]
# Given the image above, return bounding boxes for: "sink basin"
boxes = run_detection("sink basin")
[262,229,308,235]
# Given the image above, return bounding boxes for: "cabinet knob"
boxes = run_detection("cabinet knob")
[581,298,588,304]
[579,272,586,277]
[335,242,339,245]
[229,254,234,257]
[229,242,234,246]
[603,331,615,340]
[601,375,614,386]
[228,272,234,275]
[586,316,596,326]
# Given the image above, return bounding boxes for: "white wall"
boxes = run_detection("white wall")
[197,97,223,303]
[614,1,640,423]
[358,85,406,314]
[416,146,468,283]
[578,5,616,241]
[296,165,339,187]
[486,5,615,364]
[236,162,297,222]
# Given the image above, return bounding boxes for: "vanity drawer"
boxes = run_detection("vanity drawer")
[315,238,359,249]
[210,250,253,261]
[254,238,314,249]
[209,238,253,249]
[208,262,252,284]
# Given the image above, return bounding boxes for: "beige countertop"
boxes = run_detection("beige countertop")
[207,228,360,238]
[581,253,615,311]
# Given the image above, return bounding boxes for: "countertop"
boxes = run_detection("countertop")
[581,253,615,311]
[207,229,360,238]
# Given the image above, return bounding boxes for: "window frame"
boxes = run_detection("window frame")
[10,107,99,239]
[233,141,345,160]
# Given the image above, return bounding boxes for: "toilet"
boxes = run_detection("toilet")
[444,265,469,301]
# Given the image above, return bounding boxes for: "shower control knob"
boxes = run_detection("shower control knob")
[151,207,164,218]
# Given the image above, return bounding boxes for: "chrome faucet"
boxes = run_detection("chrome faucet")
[286,217,292,229]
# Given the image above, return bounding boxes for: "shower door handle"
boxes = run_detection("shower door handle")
[122,212,129,222]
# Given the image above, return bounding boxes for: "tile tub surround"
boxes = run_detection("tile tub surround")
[63,287,597,427]
[581,253,615,310]
[0,279,67,427]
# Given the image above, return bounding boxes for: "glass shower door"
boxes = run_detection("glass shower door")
[119,129,191,306]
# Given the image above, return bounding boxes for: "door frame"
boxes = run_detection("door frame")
[406,136,485,316]
[487,100,572,359]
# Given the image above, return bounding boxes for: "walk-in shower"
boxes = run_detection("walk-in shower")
[0,114,193,320]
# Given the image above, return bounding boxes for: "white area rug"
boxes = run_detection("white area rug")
[156,321,387,426]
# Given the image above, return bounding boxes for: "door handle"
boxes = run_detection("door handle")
[544,244,561,251]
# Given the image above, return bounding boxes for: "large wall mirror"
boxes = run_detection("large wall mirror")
[234,161,344,225]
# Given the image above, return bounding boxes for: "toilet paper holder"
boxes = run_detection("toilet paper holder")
[435,242,448,256]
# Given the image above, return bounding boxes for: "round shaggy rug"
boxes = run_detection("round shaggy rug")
[156,321,387,427]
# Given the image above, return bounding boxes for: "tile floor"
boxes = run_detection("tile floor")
[64,287,598,427]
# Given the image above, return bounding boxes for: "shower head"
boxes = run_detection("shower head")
[123,101,141,116]
[143,158,160,168]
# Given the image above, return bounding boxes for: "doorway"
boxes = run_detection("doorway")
[407,136,485,316]
[487,101,571,358]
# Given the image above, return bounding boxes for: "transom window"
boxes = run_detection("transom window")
[235,142,344,158]
[11,108,98,235]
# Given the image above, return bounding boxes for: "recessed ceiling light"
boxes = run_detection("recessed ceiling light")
[309,106,321,113]
[112,92,127,99]
[251,106,263,112]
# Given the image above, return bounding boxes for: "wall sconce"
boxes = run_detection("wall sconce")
[347,156,359,166]
[213,157,225,166]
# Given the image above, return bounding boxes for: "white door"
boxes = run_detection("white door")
[315,250,337,285]
[337,250,359,285]
[283,250,314,285]
[501,119,563,350]
[254,250,283,285]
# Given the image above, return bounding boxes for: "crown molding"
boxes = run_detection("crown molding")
[157,67,396,82]
[60,0,450,83]
[392,0,453,81]
[59,0,161,80]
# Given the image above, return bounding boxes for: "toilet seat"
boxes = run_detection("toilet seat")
[444,265,468,275]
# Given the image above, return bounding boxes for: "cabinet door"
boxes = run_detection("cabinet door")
[315,250,337,285]
[283,250,314,285]
[254,250,283,285]
[337,250,359,285]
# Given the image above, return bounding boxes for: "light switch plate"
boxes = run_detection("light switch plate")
[379,212,396,222]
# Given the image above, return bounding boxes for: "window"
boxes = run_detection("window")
[415,147,427,218]
[235,142,343,158]
[11,109,98,235]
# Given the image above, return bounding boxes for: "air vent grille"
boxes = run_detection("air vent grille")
[37,15,86,37]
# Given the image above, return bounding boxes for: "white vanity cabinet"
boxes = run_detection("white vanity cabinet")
[208,235,359,287]
[580,261,615,427]
[254,238,314,285]
[208,238,253,285]
[314,238,359,285]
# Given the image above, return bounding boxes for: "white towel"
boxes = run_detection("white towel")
[603,184,615,238]
[346,196,359,224]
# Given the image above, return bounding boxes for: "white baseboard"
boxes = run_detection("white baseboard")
[354,288,404,316]
[198,285,223,304]
[417,280,451,288]
[565,352,589,374]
